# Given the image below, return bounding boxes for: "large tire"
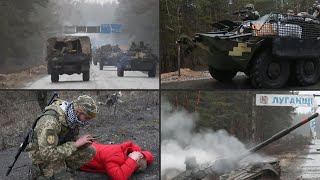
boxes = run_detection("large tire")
[294,58,320,86]
[99,62,104,70]
[83,71,90,81]
[51,73,59,82]
[117,67,124,77]
[249,50,290,89]
[148,65,156,77]
[208,66,237,82]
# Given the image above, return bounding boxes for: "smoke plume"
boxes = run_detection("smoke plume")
[161,99,266,179]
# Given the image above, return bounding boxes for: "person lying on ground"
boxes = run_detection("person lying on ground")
[80,141,154,180]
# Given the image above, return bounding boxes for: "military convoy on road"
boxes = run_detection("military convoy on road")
[180,10,320,88]
[93,44,123,70]
[46,37,158,82]
[46,36,92,82]
[117,41,157,78]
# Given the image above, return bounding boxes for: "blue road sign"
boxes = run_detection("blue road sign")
[110,24,122,33]
[101,24,111,33]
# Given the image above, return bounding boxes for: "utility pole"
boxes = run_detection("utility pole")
[252,94,256,142]
[177,6,181,77]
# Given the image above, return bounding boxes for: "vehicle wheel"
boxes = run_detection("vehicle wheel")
[117,67,124,77]
[148,65,156,77]
[93,60,97,65]
[250,50,289,89]
[83,71,90,81]
[51,73,59,82]
[99,62,104,70]
[294,58,320,86]
[208,66,237,82]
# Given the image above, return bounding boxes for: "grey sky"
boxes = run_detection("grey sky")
[72,0,119,4]
[296,91,320,114]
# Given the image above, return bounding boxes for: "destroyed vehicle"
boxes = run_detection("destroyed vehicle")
[117,42,157,77]
[180,13,320,88]
[46,36,92,82]
[169,113,318,180]
[99,45,123,70]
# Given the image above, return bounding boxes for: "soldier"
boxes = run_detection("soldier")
[26,95,98,180]
[313,5,320,18]
[139,41,144,49]
[130,42,137,50]
[287,9,295,16]
[241,4,260,21]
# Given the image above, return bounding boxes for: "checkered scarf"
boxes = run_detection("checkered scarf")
[65,102,88,129]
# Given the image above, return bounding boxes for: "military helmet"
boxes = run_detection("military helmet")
[74,95,98,118]
[244,4,255,10]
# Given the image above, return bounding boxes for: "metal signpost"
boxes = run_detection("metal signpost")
[256,93,319,144]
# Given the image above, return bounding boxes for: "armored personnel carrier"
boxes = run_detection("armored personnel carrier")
[99,45,122,70]
[117,41,157,77]
[46,36,92,82]
[166,113,318,180]
[180,13,320,88]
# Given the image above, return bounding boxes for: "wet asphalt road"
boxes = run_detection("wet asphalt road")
[23,65,159,89]
[161,72,320,90]
[299,140,320,179]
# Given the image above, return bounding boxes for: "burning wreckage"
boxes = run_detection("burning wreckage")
[163,113,318,180]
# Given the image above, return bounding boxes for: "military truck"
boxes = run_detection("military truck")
[167,113,318,180]
[99,45,123,70]
[46,36,92,82]
[117,41,157,77]
[180,13,320,88]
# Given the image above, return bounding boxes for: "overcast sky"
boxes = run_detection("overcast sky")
[296,91,320,114]
[72,0,119,4]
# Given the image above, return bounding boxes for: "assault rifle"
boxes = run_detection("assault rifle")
[6,92,59,176]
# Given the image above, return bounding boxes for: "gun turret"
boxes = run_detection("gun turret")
[171,113,319,180]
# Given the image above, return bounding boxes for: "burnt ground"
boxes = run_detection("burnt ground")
[0,91,159,180]
[261,143,309,179]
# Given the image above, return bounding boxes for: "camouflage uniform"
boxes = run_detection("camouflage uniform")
[241,4,260,21]
[26,95,98,180]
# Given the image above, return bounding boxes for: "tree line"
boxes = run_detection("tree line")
[162,91,296,144]
[160,0,317,73]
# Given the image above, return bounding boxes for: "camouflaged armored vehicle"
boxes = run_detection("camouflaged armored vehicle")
[46,36,92,82]
[180,13,320,88]
[117,41,157,77]
[165,113,318,180]
[99,44,123,70]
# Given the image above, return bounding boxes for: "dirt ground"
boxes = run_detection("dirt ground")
[161,68,211,83]
[261,143,309,180]
[0,65,47,89]
[0,91,159,180]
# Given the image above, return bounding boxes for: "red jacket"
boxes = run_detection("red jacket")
[80,142,153,180]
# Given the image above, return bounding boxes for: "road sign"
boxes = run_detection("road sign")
[86,26,100,33]
[101,24,111,33]
[110,24,122,33]
[256,94,315,107]
[76,26,86,33]
[63,26,76,34]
